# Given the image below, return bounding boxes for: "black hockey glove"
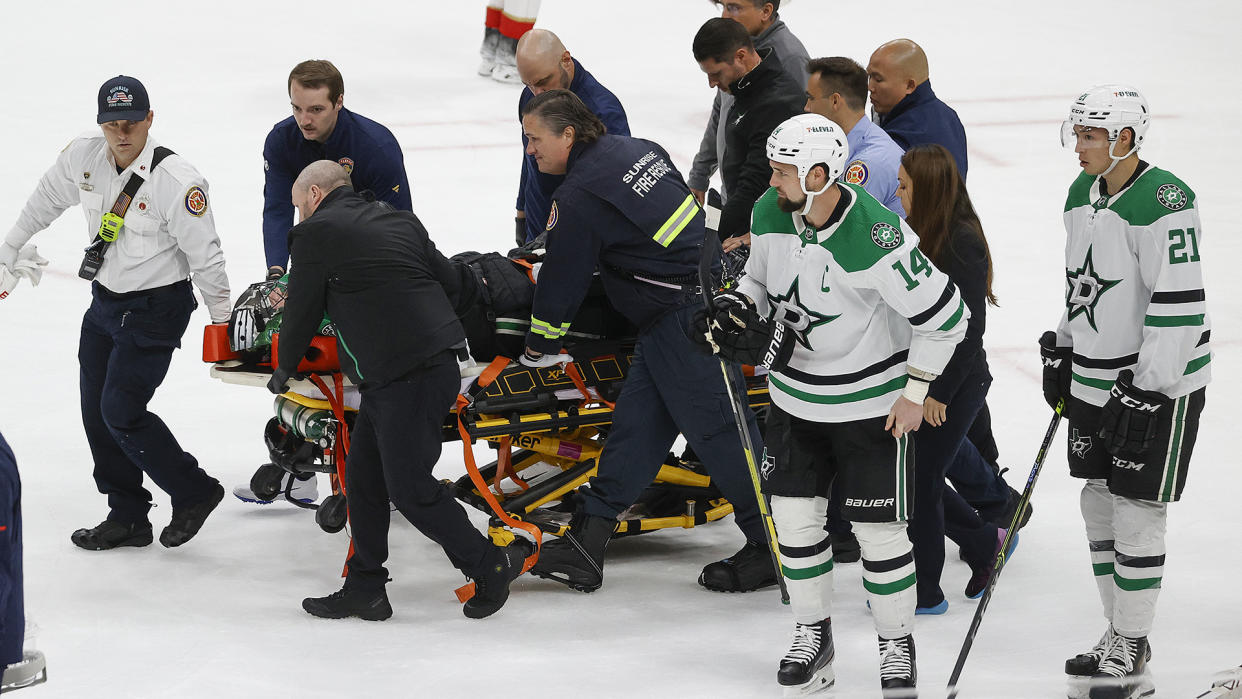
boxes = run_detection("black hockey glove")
[1038,331,1071,411]
[266,266,285,282]
[691,293,795,372]
[1098,370,1170,461]
[691,291,757,353]
[266,366,303,395]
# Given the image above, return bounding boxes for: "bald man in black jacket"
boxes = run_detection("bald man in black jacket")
[271,160,527,621]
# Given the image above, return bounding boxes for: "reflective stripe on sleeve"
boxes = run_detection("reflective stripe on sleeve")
[653,195,698,248]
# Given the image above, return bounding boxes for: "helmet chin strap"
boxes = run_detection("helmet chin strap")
[1099,138,1138,178]
[799,174,832,216]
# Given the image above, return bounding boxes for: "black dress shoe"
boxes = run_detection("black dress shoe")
[71,520,153,550]
[160,483,225,548]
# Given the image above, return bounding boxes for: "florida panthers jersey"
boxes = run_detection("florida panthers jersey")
[738,183,967,423]
[1058,163,1212,406]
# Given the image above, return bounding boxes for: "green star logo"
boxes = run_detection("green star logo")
[766,276,839,350]
[1065,246,1121,332]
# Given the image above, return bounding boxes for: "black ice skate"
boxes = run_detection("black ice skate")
[879,634,918,698]
[777,619,834,696]
[302,584,393,621]
[463,537,533,619]
[699,539,778,592]
[70,520,153,550]
[528,513,613,592]
[1067,627,1154,676]
[1088,634,1154,699]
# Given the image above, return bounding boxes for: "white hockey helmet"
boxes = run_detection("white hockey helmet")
[1061,85,1149,173]
[766,113,850,215]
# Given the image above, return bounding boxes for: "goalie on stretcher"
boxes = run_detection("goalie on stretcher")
[202,224,771,550]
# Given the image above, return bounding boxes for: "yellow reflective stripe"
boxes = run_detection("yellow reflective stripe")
[653,195,697,248]
[530,316,571,339]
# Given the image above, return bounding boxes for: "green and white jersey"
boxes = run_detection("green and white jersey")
[1059,163,1212,406]
[738,184,968,423]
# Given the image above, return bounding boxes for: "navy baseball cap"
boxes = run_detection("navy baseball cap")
[96,76,150,124]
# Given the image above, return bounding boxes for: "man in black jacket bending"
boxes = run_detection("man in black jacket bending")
[269,160,527,621]
[692,17,803,251]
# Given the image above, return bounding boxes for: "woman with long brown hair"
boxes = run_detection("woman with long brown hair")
[897,144,1010,613]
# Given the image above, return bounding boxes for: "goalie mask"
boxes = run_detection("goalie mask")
[1060,84,1150,176]
[766,114,850,215]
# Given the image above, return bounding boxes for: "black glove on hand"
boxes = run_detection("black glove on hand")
[1038,331,1071,410]
[515,217,527,249]
[266,266,285,282]
[266,366,302,395]
[709,291,757,334]
[1098,370,1170,461]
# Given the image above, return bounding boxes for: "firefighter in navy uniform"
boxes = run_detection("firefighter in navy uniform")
[518,90,772,593]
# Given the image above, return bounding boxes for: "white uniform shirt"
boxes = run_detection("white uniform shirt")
[5,134,231,322]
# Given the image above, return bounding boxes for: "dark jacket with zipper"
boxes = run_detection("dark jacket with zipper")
[278,187,464,389]
[718,48,805,240]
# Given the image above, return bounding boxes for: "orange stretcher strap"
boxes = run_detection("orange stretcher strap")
[308,373,355,578]
[453,356,544,603]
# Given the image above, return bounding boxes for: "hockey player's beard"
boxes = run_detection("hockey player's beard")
[777,192,806,213]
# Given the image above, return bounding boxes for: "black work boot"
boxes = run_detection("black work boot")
[529,513,614,592]
[464,537,533,619]
[302,584,393,621]
[698,539,778,592]
[160,482,225,548]
[70,520,153,551]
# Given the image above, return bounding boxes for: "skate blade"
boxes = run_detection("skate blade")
[782,670,834,697]
[1068,674,1154,699]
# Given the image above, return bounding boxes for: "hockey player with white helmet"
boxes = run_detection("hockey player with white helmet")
[1046,85,1211,699]
[699,113,967,696]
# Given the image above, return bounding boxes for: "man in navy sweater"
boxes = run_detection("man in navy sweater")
[262,60,412,278]
[867,39,969,179]
[514,29,629,245]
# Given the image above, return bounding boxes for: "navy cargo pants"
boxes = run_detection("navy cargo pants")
[579,303,765,544]
[0,432,23,668]
[79,281,219,525]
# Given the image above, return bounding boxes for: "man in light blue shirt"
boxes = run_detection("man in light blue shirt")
[803,57,905,216]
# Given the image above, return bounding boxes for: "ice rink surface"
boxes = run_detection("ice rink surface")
[0,1,1239,697]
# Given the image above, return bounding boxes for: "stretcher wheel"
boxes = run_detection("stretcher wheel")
[316,494,348,533]
[250,463,286,502]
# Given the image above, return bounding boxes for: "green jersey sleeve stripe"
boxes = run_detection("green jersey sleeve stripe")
[1072,373,1113,391]
[936,300,966,332]
[1144,314,1204,327]
[1184,354,1212,375]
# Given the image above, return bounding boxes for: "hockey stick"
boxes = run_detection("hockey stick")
[696,212,790,604]
[946,399,1065,698]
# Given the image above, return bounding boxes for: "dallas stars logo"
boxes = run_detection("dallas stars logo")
[1065,246,1120,332]
[766,277,838,350]
[1070,428,1093,458]
[1157,183,1188,211]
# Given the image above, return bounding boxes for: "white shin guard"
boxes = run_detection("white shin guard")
[770,496,833,625]
[1080,479,1116,623]
[854,520,916,639]
[1112,496,1167,638]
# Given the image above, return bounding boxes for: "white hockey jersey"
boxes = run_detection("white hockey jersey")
[738,184,968,423]
[1058,163,1211,406]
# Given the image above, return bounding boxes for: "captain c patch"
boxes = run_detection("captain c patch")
[844,160,869,185]
[184,186,208,217]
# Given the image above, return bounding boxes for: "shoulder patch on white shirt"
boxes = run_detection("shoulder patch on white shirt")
[184,186,208,217]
